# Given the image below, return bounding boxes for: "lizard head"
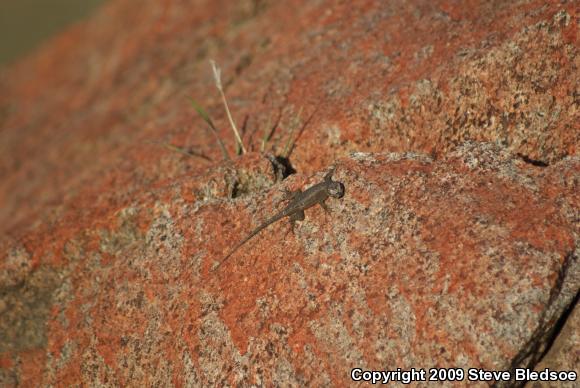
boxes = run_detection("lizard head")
[327,181,345,198]
[324,167,345,198]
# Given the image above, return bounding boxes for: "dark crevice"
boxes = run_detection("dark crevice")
[230,180,241,199]
[517,153,549,167]
[228,155,295,199]
[537,288,579,360]
[265,154,296,183]
[493,250,576,388]
[271,155,296,180]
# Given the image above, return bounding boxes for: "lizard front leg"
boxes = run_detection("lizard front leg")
[319,200,331,214]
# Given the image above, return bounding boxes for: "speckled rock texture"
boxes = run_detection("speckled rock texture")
[0,0,578,386]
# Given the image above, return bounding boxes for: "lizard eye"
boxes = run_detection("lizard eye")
[328,182,345,198]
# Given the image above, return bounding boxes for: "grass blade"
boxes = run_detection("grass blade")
[210,60,246,155]
[191,98,231,161]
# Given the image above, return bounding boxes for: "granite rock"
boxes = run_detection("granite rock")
[0,0,577,386]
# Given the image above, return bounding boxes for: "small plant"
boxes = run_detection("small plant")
[281,106,303,158]
[260,111,276,153]
[188,60,249,159]
[160,142,212,161]
[145,139,212,162]
[210,60,246,155]
[190,98,231,161]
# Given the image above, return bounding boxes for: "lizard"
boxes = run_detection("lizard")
[212,167,345,271]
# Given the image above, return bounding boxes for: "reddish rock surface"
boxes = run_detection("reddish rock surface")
[0,0,577,386]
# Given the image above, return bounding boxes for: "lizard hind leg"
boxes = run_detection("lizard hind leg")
[278,188,302,210]
[287,210,305,235]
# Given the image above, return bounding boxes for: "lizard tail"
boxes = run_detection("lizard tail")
[212,251,235,272]
[211,211,289,272]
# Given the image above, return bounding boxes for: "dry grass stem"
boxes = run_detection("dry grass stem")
[210,60,246,155]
